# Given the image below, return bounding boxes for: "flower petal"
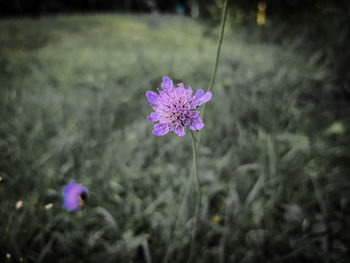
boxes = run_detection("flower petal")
[174,125,185,136]
[161,76,173,91]
[153,129,169,136]
[153,123,169,136]
[163,76,170,83]
[178,83,185,89]
[191,111,199,117]
[197,91,212,106]
[186,86,193,97]
[189,117,204,131]
[147,112,158,122]
[193,89,204,100]
[195,122,204,130]
[146,91,159,105]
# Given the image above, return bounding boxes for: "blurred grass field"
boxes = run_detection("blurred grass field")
[1,14,349,262]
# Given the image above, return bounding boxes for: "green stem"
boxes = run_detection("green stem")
[163,130,200,263]
[166,2,229,260]
[190,130,199,193]
[200,0,229,123]
[208,0,229,94]
[187,129,201,263]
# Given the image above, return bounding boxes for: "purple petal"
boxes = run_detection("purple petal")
[197,91,212,106]
[146,91,159,104]
[178,83,185,89]
[163,76,170,83]
[195,122,204,130]
[186,86,193,97]
[189,117,204,131]
[193,89,204,100]
[153,123,169,136]
[191,111,199,117]
[174,125,185,136]
[154,123,167,130]
[178,83,186,94]
[147,112,158,122]
[161,76,173,91]
[153,129,169,136]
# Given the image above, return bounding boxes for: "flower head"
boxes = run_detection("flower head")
[62,180,88,212]
[146,76,212,136]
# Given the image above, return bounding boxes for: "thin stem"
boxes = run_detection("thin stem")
[188,1,229,260]
[190,130,199,192]
[166,2,229,260]
[187,129,201,263]
[200,0,229,123]
[208,0,229,94]
[164,130,200,263]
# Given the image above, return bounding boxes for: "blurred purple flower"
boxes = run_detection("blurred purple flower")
[146,76,212,136]
[62,180,88,212]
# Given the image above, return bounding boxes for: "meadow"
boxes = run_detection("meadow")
[1,14,349,262]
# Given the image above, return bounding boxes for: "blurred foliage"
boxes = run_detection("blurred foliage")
[204,0,350,102]
[1,14,350,262]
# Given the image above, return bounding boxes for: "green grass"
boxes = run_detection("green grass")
[1,14,349,262]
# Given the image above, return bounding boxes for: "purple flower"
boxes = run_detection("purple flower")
[62,180,88,212]
[146,76,212,136]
